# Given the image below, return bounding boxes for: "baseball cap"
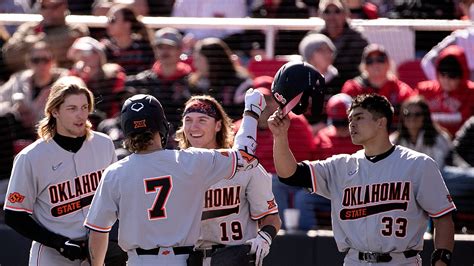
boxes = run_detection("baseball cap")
[71,37,104,53]
[253,75,273,96]
[155,27,183,47]
[319,0,345,12]
[68,37,107,65]
[299,33,336,62]
[121,94,169,138]
[362,43,388,61]
[326,93,352,121]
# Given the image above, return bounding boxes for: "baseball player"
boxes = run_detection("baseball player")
[175,95,281,266]
[3,78,117,265]
[84,89,265,266]
[269,92,456,265]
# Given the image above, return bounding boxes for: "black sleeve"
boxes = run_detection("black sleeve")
[4,210,67,250]
[277,162,313,188]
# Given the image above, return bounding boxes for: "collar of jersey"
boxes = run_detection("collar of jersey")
[365,145,395,163]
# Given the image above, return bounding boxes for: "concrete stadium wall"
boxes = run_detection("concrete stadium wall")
[1,226,473,266]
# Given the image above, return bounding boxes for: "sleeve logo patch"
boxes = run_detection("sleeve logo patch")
[239,150,256,163]
[8,192,25,203]
[134,119,147,129]
[267,198,277,210]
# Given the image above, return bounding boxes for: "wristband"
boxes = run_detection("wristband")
[431,249,452,266]
[244,110,260,120]
[260,225,277,240]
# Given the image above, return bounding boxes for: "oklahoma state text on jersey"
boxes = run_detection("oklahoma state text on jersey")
[340,181,410,220]
[306,145,456,254]
[49,169,104,217]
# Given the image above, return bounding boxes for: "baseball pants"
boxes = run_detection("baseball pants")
[29,241,89,266]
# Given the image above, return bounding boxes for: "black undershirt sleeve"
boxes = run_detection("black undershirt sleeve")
[4,210,67,250]
[277,162,313,188]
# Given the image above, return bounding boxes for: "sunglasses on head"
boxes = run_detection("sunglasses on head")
[365,55,387,65]
[438,71,461,79]
[30,56,52,64]
[323,8,342,15]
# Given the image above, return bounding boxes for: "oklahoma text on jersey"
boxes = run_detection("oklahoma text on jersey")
[202,185,241,220]
[340,181,410,220]
[48,169,104,217]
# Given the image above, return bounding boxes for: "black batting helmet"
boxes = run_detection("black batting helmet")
[271,61,325,117]
[121,94,170,147]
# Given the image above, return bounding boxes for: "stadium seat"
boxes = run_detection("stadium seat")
[247,57,288,78]
[397,59,427,88]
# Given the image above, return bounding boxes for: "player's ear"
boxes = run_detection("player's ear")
[377,117,387,130]
[215,119,222,133]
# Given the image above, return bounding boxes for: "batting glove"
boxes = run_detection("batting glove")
[246,230,272,266]
[244,88,266,118]
[56,239,88,261]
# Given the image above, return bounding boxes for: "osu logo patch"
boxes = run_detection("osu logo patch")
[239,150,256,163]
[8,192,25,203]
[267,199,276,210]
[133,119,147,129]
[161,250,171,255]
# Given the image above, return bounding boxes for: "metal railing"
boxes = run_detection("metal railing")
[1,13,472,58]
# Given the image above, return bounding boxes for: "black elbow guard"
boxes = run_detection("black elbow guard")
[278,163,312,188]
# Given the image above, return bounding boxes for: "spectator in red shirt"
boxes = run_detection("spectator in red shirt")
[234,75,314,229]
[294,93,361,230]
[416,44,474,137]
[312,93,361,159]
[342,44,414,129]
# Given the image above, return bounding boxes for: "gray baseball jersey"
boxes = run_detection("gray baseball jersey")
[196,164,278,248]
[4,131,116,240]
[84,148,240,251]
[306,145,456,253]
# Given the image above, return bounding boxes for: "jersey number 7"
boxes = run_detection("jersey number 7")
[144,176,173,220]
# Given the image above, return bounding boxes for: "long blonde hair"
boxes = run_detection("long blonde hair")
[175,95,234,149]
[37,77,95,141]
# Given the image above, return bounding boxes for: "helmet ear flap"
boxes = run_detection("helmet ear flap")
[292,90,310,115]
[311,76,325,117]
[160,121,170,148]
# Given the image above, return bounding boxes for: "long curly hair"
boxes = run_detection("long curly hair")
[175,95,234,149]
[123,131,158,153]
